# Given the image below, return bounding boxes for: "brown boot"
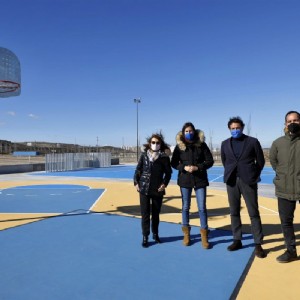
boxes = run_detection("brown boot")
[182,226,191,246]
[200,228,210,249]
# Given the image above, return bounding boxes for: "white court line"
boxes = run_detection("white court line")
[259,205,278,215]
[19,187,89,190]
[89,188,107,211]
[234,206,278,216]
[209,175,223,182]
[0,213,59,215]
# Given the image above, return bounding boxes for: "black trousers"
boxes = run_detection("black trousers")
[278,197,296,251]
[226,177,264,244]
[140,193,163,236]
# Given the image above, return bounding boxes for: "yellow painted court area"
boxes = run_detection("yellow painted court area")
[0,177,299,299]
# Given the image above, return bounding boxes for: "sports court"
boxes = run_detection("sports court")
[0,165,299,300]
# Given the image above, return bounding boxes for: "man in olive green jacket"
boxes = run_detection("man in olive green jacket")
[269,110,300,263]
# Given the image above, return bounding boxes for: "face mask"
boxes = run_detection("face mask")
[287,123,300,134]
[185,132,194,141]
[151,144,160,151]
[231,129,243,139]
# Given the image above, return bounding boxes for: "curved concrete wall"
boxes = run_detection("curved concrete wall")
[0,159,119,174]
[0,163,45,174]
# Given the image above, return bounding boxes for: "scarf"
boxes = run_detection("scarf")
[147,149,160,162]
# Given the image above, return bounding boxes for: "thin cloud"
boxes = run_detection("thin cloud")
[7,111,16,116]
[28,113,39,119]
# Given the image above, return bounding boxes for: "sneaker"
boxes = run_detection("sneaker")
[276,250,298,263]
[255,244,266,258]
[227,240,242,251]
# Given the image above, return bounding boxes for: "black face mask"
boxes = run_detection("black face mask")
[287,123,300,134]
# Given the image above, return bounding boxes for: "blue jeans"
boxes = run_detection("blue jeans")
[180,187,208,229]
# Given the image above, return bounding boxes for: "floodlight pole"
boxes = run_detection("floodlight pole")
[133,98,141,162]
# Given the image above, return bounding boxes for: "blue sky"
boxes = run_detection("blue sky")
[1,0,299,148]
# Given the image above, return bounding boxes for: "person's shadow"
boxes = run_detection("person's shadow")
[111,200,300,251]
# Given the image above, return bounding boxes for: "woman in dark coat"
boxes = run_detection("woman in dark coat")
[134,133,172,248]
[171,122,214,248]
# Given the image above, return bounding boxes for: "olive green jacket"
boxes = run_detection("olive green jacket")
[269,133,300,201]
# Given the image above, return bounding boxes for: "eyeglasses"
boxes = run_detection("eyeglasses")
[151,141,160,145]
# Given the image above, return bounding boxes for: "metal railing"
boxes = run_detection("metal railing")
[45,152,111,172]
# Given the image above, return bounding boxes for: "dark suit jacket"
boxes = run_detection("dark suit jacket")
[221,135,265,185]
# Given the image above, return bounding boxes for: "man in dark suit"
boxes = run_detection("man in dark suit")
[221,116,266,258]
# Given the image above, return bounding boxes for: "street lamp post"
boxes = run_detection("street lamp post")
[133,98,141,162]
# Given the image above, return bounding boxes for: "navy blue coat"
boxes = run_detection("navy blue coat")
[221,135,265,185]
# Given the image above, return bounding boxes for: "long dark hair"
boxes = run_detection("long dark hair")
[143,131,170,152]
[181,122,196,135]
[181,122,197,143]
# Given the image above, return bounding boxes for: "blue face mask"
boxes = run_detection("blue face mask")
[231,129,243,139]
[185,132,194,141]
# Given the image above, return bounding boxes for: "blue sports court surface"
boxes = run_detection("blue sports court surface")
[0,185,104,213]
[34,165,275,184]
[0,166,276,300]
[0,214,254,300]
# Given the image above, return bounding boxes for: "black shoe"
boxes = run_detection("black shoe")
[276,249,298,263]
[227,240,242,251]
[153,234,161,244]
[255,244,266,258]
[142,236,148,248]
